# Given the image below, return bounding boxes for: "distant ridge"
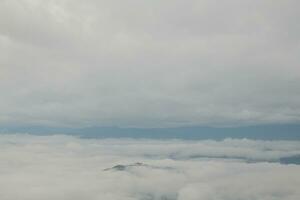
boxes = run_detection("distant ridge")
[1,124,300,140]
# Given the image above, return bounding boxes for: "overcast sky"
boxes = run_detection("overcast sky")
[0,0,299,128]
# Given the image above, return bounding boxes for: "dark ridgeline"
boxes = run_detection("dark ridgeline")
[1,124,300,140]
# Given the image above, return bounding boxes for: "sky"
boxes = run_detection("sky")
[0,134,300,200]
[0,0,300,128]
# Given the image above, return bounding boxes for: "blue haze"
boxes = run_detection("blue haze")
[1,124,300,140]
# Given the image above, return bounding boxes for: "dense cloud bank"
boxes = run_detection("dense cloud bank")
[1,0,300,128]
[0,134,300,200]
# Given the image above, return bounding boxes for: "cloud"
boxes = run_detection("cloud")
[0,134,300,199]
[0,0,300,127]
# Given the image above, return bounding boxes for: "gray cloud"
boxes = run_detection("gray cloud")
[0,134,300,200]
[0,0,300,127]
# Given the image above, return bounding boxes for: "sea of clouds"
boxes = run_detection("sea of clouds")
[0,134,300,200]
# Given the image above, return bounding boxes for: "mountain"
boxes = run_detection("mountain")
[1,124,300,140]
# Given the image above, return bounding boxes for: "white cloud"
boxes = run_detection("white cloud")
[0,134,300,200]
[0,0,300,127]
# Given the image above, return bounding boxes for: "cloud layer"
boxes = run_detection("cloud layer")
[0,0,300,127]
[0,134,300,200]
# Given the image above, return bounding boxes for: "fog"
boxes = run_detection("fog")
[1,134,299,200]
